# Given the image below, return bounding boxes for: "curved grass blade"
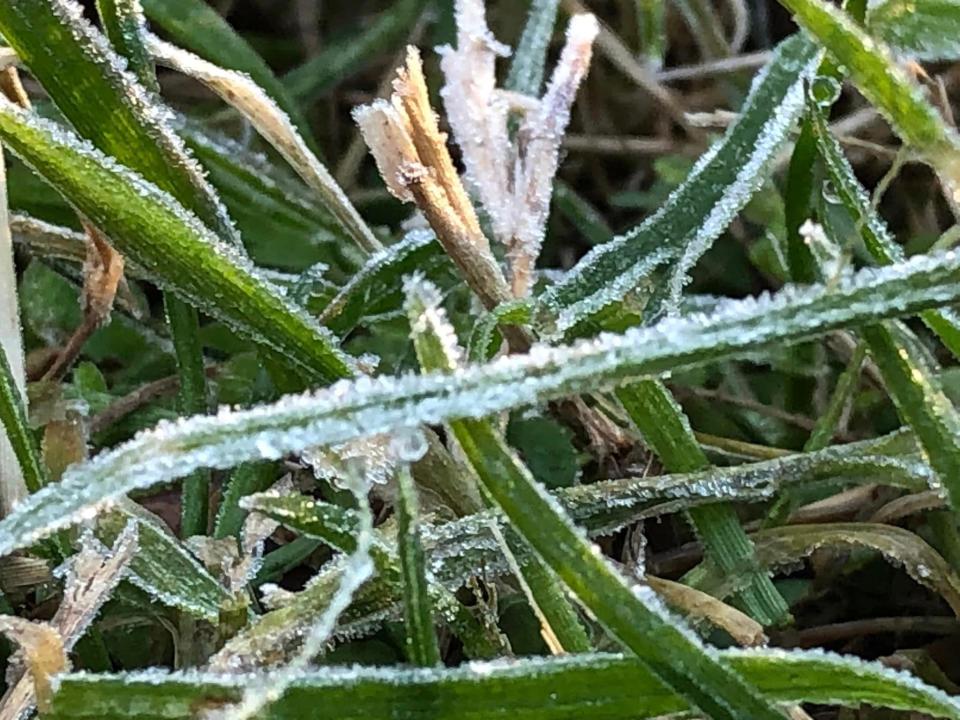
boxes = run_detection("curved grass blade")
[148,36,380,254]
[45,649,960,720]
[776,0,960,198]
[867,0,960,61]
[701,523,960,614]
[0,345,46,494]
[138,0,321,157]
[0,0,238,245]
[3,251,960,555]
[536,34,820,337]
[0,101,356,384]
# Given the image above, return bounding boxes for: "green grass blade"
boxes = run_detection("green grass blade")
[0,345,46,494]
[742,523,960,613]
[45,649,960,720]
[810,107,960,359]
[634,0,667,68]
[536,34,820,337]
[867,0,960,60]
[442,419,798,719]
[860,322,960,511]
[616,381,790,626]
[776,0,960,196]
[553,180,613,246]
[0,101,356,384]
[99,504,232,622]
[406,278,591,653]
[96,0,159,91]
[213,462,275,540]
[139,0,321,157]
[3,251,960,555]
[395,464,442,666]
[164,295,210,538]
[407,280,779,718]
[506,0,561,96]
[282,0,428,105]
[319,230,451,336]
[95,0,214,539]
[0,0,238,245]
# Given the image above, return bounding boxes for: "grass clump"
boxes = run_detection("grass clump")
[1,0,960,718]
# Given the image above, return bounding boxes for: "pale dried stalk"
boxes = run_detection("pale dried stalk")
[149,35,381,254]
[42,221,125,382]
[509,14,597,296]
[437,2,598,297]
[353,48,532,353]
[0,525,137,720]
[0,68,28,516]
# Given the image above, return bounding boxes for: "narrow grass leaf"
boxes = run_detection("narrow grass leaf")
[867,0,960,60]
[776,0,960,198]
[616,381,790,626]
[44,649,960,720]
[3,251,960,555]
[406,276,591,654]
[395,464,441,666]
[860,322,960,511]
[506,0,561,96]
[536,34,820,337]
[139,0,321,157]
[811,108,960,358]
[0,100,356,383]
[0,0,238,244]
[0,344,46,494]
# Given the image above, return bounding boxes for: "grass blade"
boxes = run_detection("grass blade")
[395,464,441,666]
[0,101,356,383]
[776,0,960,198]
[45,649,960,719]
[0,0,238,245]
[616,381,790,626]
[810,107,960,358]
[867,0,960,60]
[506,0,561,96]
[0,345,45,494]
[536,34,820,337]
[4,251,960,555]
[405,277,591,654]
[139,0,321,157]
[861,322,960,511]
[95,0,212,539]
